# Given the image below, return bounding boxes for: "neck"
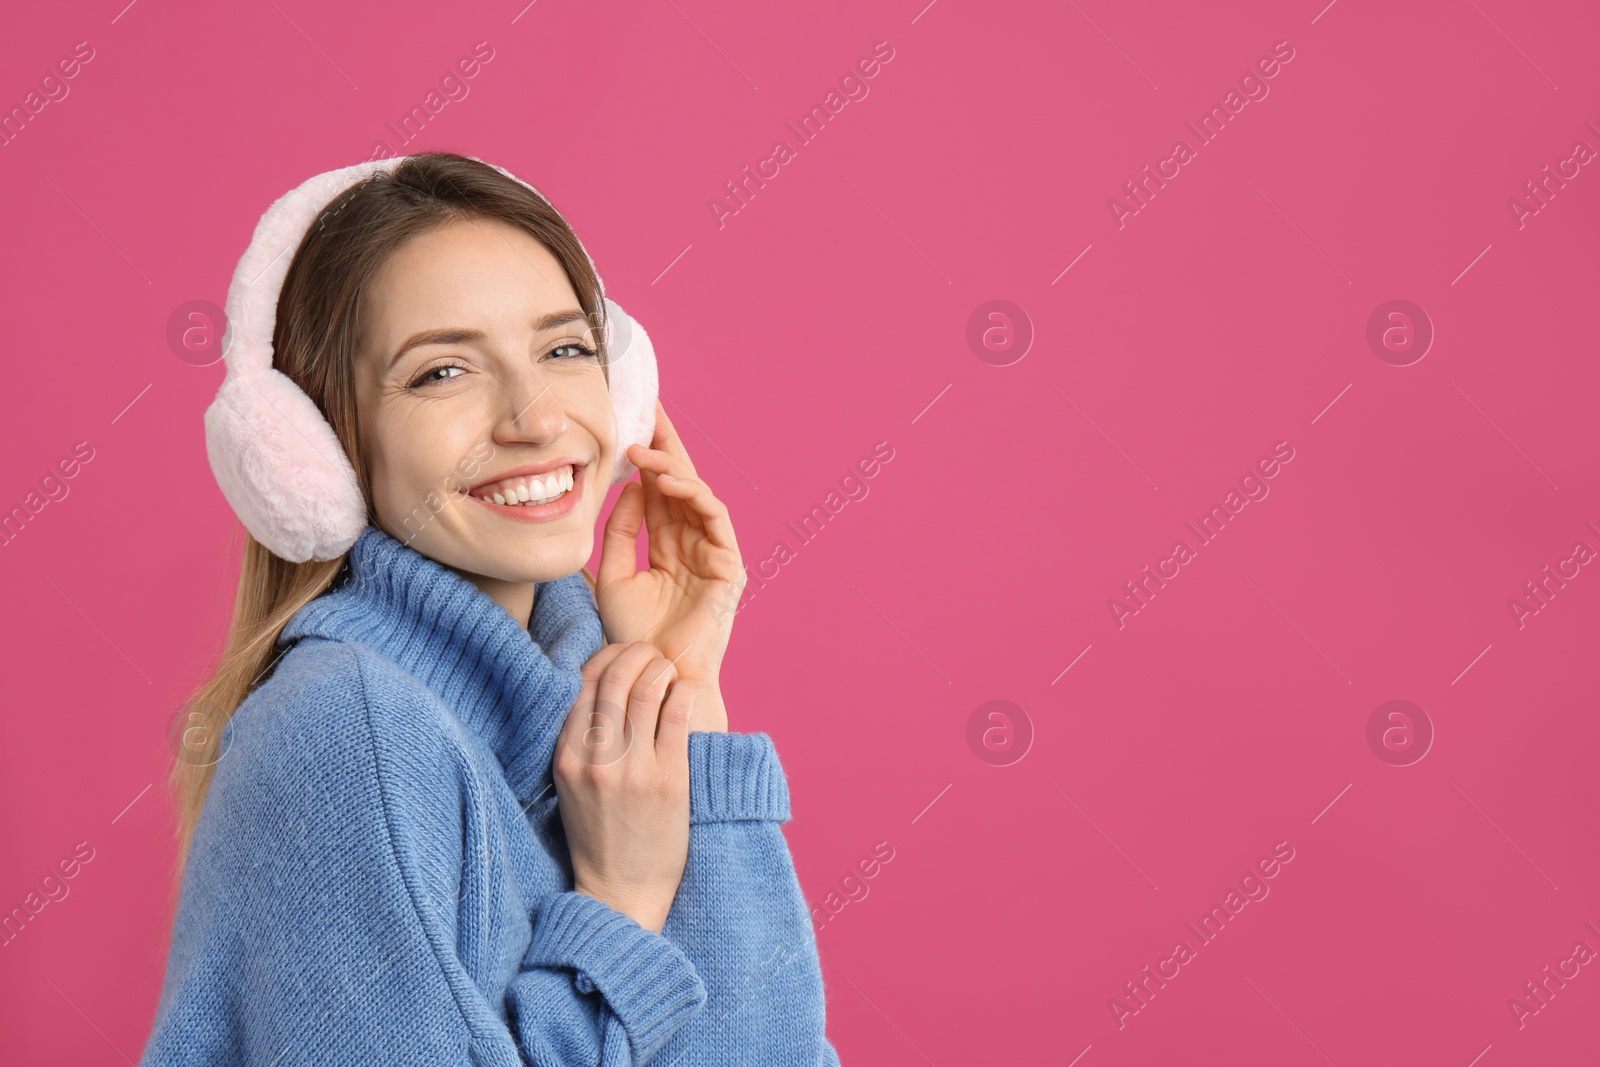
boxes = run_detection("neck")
[450,567,538,627]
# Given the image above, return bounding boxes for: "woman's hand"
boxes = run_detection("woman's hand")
[553,641,695,934]
[596,400,743,732]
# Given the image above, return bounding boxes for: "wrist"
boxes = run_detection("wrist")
[573,880,670,934]
[682,681,727,733]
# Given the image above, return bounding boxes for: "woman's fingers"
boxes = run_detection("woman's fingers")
[626,441,739,551]
[569,641,629,729]
[627,440,696,484]
[586,642,662,765]
[653,678,694,757]
[627,404,703,528]
[597,481,645,590]
[631,447,677,548]
[557,642,631,779]
[552,637,691,934]
[579,640,631,685]
[652,472,739,552]
[624,652,677,747]
[648,401,698,479]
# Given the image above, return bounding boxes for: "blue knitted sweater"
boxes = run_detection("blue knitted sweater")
[139,525,840,1066]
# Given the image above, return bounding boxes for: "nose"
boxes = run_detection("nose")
[496,363,567,445]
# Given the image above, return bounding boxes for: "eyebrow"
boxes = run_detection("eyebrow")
[387,308,590,370]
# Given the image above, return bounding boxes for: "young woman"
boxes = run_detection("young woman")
[140,151,839,1066]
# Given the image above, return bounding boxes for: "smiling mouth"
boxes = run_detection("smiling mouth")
[469,464,577,506]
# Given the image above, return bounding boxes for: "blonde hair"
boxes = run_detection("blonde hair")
[167,152,612,888]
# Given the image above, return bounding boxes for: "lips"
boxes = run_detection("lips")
[466,460,587,522]
[469,464,576,506]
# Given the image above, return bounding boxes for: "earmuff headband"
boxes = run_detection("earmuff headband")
[203,155,658,563]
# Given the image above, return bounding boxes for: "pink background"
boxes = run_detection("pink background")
[2,0,1597,1063]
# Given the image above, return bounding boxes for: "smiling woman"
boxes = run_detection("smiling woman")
[142,152,839,1066]
[353,218,621,624]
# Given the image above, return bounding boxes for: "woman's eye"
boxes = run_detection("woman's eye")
[548,342,599,360]
[409,364,465,388]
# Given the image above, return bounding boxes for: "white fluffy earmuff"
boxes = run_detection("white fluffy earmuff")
[203,155,658,563]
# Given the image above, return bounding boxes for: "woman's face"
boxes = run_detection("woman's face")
[354,217,616,598]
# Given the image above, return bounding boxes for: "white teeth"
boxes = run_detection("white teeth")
[472,464,577,506]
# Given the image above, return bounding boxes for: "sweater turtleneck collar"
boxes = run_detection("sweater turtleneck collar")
[278,523,606,804]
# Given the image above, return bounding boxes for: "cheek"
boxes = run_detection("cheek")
[598,405,619,470]
[563,375,618,480]
[363,403,482,525]
[361,421,417,528]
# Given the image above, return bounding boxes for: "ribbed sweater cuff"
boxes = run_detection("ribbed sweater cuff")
[688,731,791,824]
[524,891,706,1056]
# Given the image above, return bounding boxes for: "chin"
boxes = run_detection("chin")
[476,529,594,584]
[386,503,599,587]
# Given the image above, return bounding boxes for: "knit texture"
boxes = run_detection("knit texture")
[138,524,840,1066]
